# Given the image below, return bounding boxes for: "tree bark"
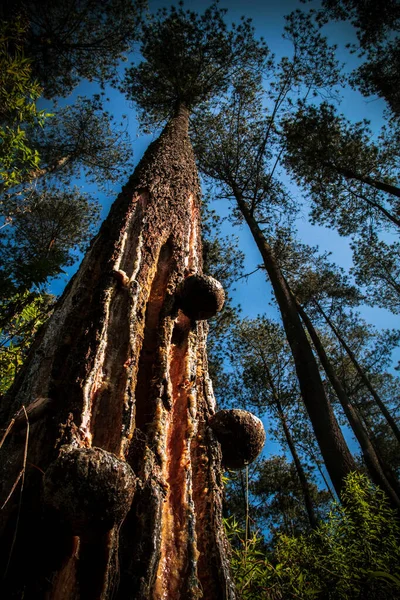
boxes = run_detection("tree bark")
[233,191,356,497]
[0,106,236,600]
[297,301,400,509]
[314,299,400,447]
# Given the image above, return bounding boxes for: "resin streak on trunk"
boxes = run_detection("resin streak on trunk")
[0,107,235,599]
[154,313,194,599]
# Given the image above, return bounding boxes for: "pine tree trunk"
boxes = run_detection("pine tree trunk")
[297,302,400,509]
[233,191,356,496]
[335,164,400,201]
[276,402,319,529]
[0,106,236,600]
[314,299,400,447]
[259,356,318,528]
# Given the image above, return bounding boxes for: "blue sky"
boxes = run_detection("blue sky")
[45,0,397,358]
[46,0,398,373]
[44,0,398,476]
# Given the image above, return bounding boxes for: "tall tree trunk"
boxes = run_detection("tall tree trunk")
[297,302,400,509]
[233,191,356,496]
[0,106,236,600]
[307,444,337,502]
[352,394,400,500]
[276,402,319,529]
[314,299,400,447]
[259,355,318,529]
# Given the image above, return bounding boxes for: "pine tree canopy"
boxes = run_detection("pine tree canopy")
[120,2,269,127]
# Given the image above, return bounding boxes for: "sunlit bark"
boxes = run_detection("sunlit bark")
[0,106,235,600]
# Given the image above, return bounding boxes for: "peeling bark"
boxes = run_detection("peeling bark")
[0,106,235,600]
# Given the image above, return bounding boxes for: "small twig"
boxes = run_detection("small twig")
[27,462,45,476]
[0,470,23,510]
[0,418,16,450]
[3,406,29,579]
[235,265,264,282]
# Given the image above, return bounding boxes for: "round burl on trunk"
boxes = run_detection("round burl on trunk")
[43,446,136,536]
[177,274,225,320]
[209,409,265,470]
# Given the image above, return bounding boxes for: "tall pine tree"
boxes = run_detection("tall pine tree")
[0,6,266,599]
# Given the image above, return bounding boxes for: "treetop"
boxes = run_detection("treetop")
[120,2,269,129]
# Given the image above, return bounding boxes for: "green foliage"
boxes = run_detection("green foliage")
[0,186,99,293]
[224,456,331,546]
[201,198,244,346]
[30,95,134,189]
[351,234,400,314]
[282,102,400,236]
[225,516,275,599]
[193,79,294,227]
[6,0,145,98]
[227,473,400,599]
[0,290,54,394]
[0,19,49,189]
[319,0,400,117]
[251,457,330,539]
[213,316,300,417]
[192,10,343,232]
[121,2,268,128]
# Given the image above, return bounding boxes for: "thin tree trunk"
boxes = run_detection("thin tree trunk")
[276,402,319,528]
[0,156,72,195]
[0,106,236,600]
[328,162,400,202]
[30,155,72,181]
[347,187,400,229]
[314,299,400,447]
[233,191,356,497]
[239,470,249,539]
[259,356,318,529]
[297,302,400,509]
[352,395,400,500]
[308,445,337,502]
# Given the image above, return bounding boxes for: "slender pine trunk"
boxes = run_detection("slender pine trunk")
[351,395,400,499]
[297,302,400,509]
[233,191,356,497]
[314,299,400,447]
[0,106,235,600]
[260,357,318,529]
[276,401,319,529]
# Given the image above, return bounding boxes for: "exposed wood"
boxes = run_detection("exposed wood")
[0,106,236,599]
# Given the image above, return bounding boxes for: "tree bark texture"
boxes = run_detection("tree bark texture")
[234,192,357,497]
[297,302,400,510]
[0,107,236,600]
